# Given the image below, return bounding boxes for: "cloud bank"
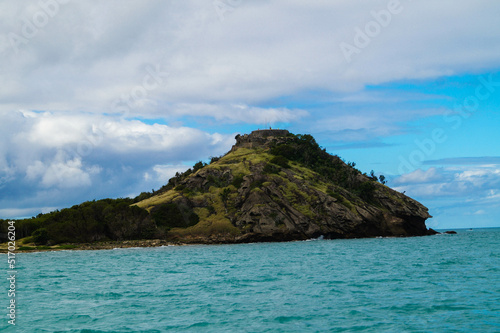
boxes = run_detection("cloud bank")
[0,111,234,218]
[1,0,499,114]
[1,0,500,227]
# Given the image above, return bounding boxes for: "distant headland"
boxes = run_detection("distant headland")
[1,130,436,252]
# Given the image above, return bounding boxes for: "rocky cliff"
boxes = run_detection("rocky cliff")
[135,130,434,243]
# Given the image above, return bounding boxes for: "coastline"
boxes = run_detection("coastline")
[0,230,455,254]
[0,239,186,254]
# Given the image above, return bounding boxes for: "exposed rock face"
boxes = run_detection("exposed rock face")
[136,130,433,243]
[230,166,431,242]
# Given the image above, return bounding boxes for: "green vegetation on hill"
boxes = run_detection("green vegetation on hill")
[270,134,360,186]
[0,131,427,247]
[0,199,154,245]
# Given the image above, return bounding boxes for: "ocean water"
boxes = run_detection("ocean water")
[1,228,499,332]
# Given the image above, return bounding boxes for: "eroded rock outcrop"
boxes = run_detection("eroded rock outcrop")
[135,130,433,243]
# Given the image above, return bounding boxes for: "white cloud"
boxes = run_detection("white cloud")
[1,0,500,224]
[392,165,500,228]
[25,152,101,189]
[40,157,94,189]
[15,111,235,157]
[0,110,236,218]
[1,1,499,114]
[394,166,500,199]
[148,164,191,184]
[167,103,308,125]
[393,168,443,185]
[28,113,95,147]
[455,169,500,185]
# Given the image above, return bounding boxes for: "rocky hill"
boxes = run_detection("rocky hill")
[134,130,434,243]
[3,130,435,248]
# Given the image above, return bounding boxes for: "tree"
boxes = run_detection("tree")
[210,156,221,164]
[379,175,387,185]
[32,228,49,245]
[193,161,206,172]
[219,188,231,212]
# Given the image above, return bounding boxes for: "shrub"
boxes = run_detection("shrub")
[151,202,199,229]
[210,156,220,164]
[356,181,376,202]
[270,155,289,168]
[207,174,229,188]
[134,191,153,203]
[250,179,264,190]
[193,161,206,172]
[32,228,49,245]
[263,163,280,174]
[18,246,36,251]
[57,244,78,249]
[22,237,34,244]
[328,189,354,210]
[206,205,216,215]
[219,188,232,209]
[232,174,245,188]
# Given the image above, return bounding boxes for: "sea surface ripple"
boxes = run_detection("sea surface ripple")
[1,228,499,332]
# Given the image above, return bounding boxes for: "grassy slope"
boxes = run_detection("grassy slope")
[133,145,354,239]
[134,148,270,238]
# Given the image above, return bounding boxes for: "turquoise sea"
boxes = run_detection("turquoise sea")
[1,228,499,332]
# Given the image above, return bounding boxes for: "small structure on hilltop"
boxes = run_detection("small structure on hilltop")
[233,129,290,150]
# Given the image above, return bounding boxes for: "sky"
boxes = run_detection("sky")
[1,0,499,229]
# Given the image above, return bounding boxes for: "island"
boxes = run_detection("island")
[0,130,435,252]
